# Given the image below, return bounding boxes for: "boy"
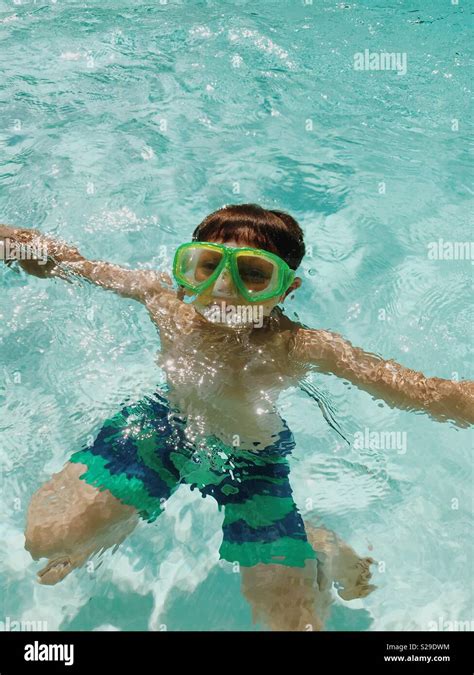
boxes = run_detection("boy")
[1,204,472,631]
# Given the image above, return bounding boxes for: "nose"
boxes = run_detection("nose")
[212,268,235,297]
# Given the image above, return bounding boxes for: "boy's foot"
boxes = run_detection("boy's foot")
[37,556,76,585]
[37,546,94,585]
[305,523,377,601]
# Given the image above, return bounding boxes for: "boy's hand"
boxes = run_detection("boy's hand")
[1,224,44,275]
[1,222,172,303]
[1,223,82,278]
[0,223,42,241]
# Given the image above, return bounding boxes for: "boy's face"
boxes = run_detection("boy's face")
[181,239,301,324]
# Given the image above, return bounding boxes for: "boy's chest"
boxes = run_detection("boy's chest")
[158,340,298,446]
[159,329,303,390]
[148,293,308,391]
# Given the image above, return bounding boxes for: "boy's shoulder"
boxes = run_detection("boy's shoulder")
[270,307,305,346]
[272,305,301,331]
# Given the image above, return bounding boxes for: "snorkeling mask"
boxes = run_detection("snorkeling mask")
[172,242,295,303]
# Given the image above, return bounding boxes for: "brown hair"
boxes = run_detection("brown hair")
[191,203,305,270]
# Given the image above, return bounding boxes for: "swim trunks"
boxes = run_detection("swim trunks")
[69,388,317,568]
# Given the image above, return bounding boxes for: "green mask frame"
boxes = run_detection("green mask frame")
[172,242,295,303]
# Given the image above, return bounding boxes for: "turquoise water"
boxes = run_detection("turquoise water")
[0,0,472,631]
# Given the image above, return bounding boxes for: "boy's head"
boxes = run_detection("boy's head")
[191,203,305,271]
[178,204,305,324]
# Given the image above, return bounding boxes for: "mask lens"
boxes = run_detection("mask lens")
[178,246,223,287]
[236,254,278,295]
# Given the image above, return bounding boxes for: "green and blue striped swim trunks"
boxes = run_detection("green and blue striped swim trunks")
[69,388,317,568]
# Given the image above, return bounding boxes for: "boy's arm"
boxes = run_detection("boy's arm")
[0,224,171,303]
[289,327,474,427]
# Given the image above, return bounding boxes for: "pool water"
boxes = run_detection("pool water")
[0,0,472,631]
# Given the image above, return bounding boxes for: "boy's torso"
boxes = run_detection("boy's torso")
[143,288,309,450]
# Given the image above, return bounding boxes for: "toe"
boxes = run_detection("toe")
[37,557,73,585]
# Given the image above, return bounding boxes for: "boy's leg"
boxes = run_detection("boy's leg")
[25,461,139,585]
[221,493,330,631]
[189,436,330,631]
[240,559,329,632]
[25,392,184,584]
[231,519,375,624]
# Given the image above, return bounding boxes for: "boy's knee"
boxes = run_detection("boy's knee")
[24,469,83,559]
[24,462,138,561]
[24,521,61,560]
